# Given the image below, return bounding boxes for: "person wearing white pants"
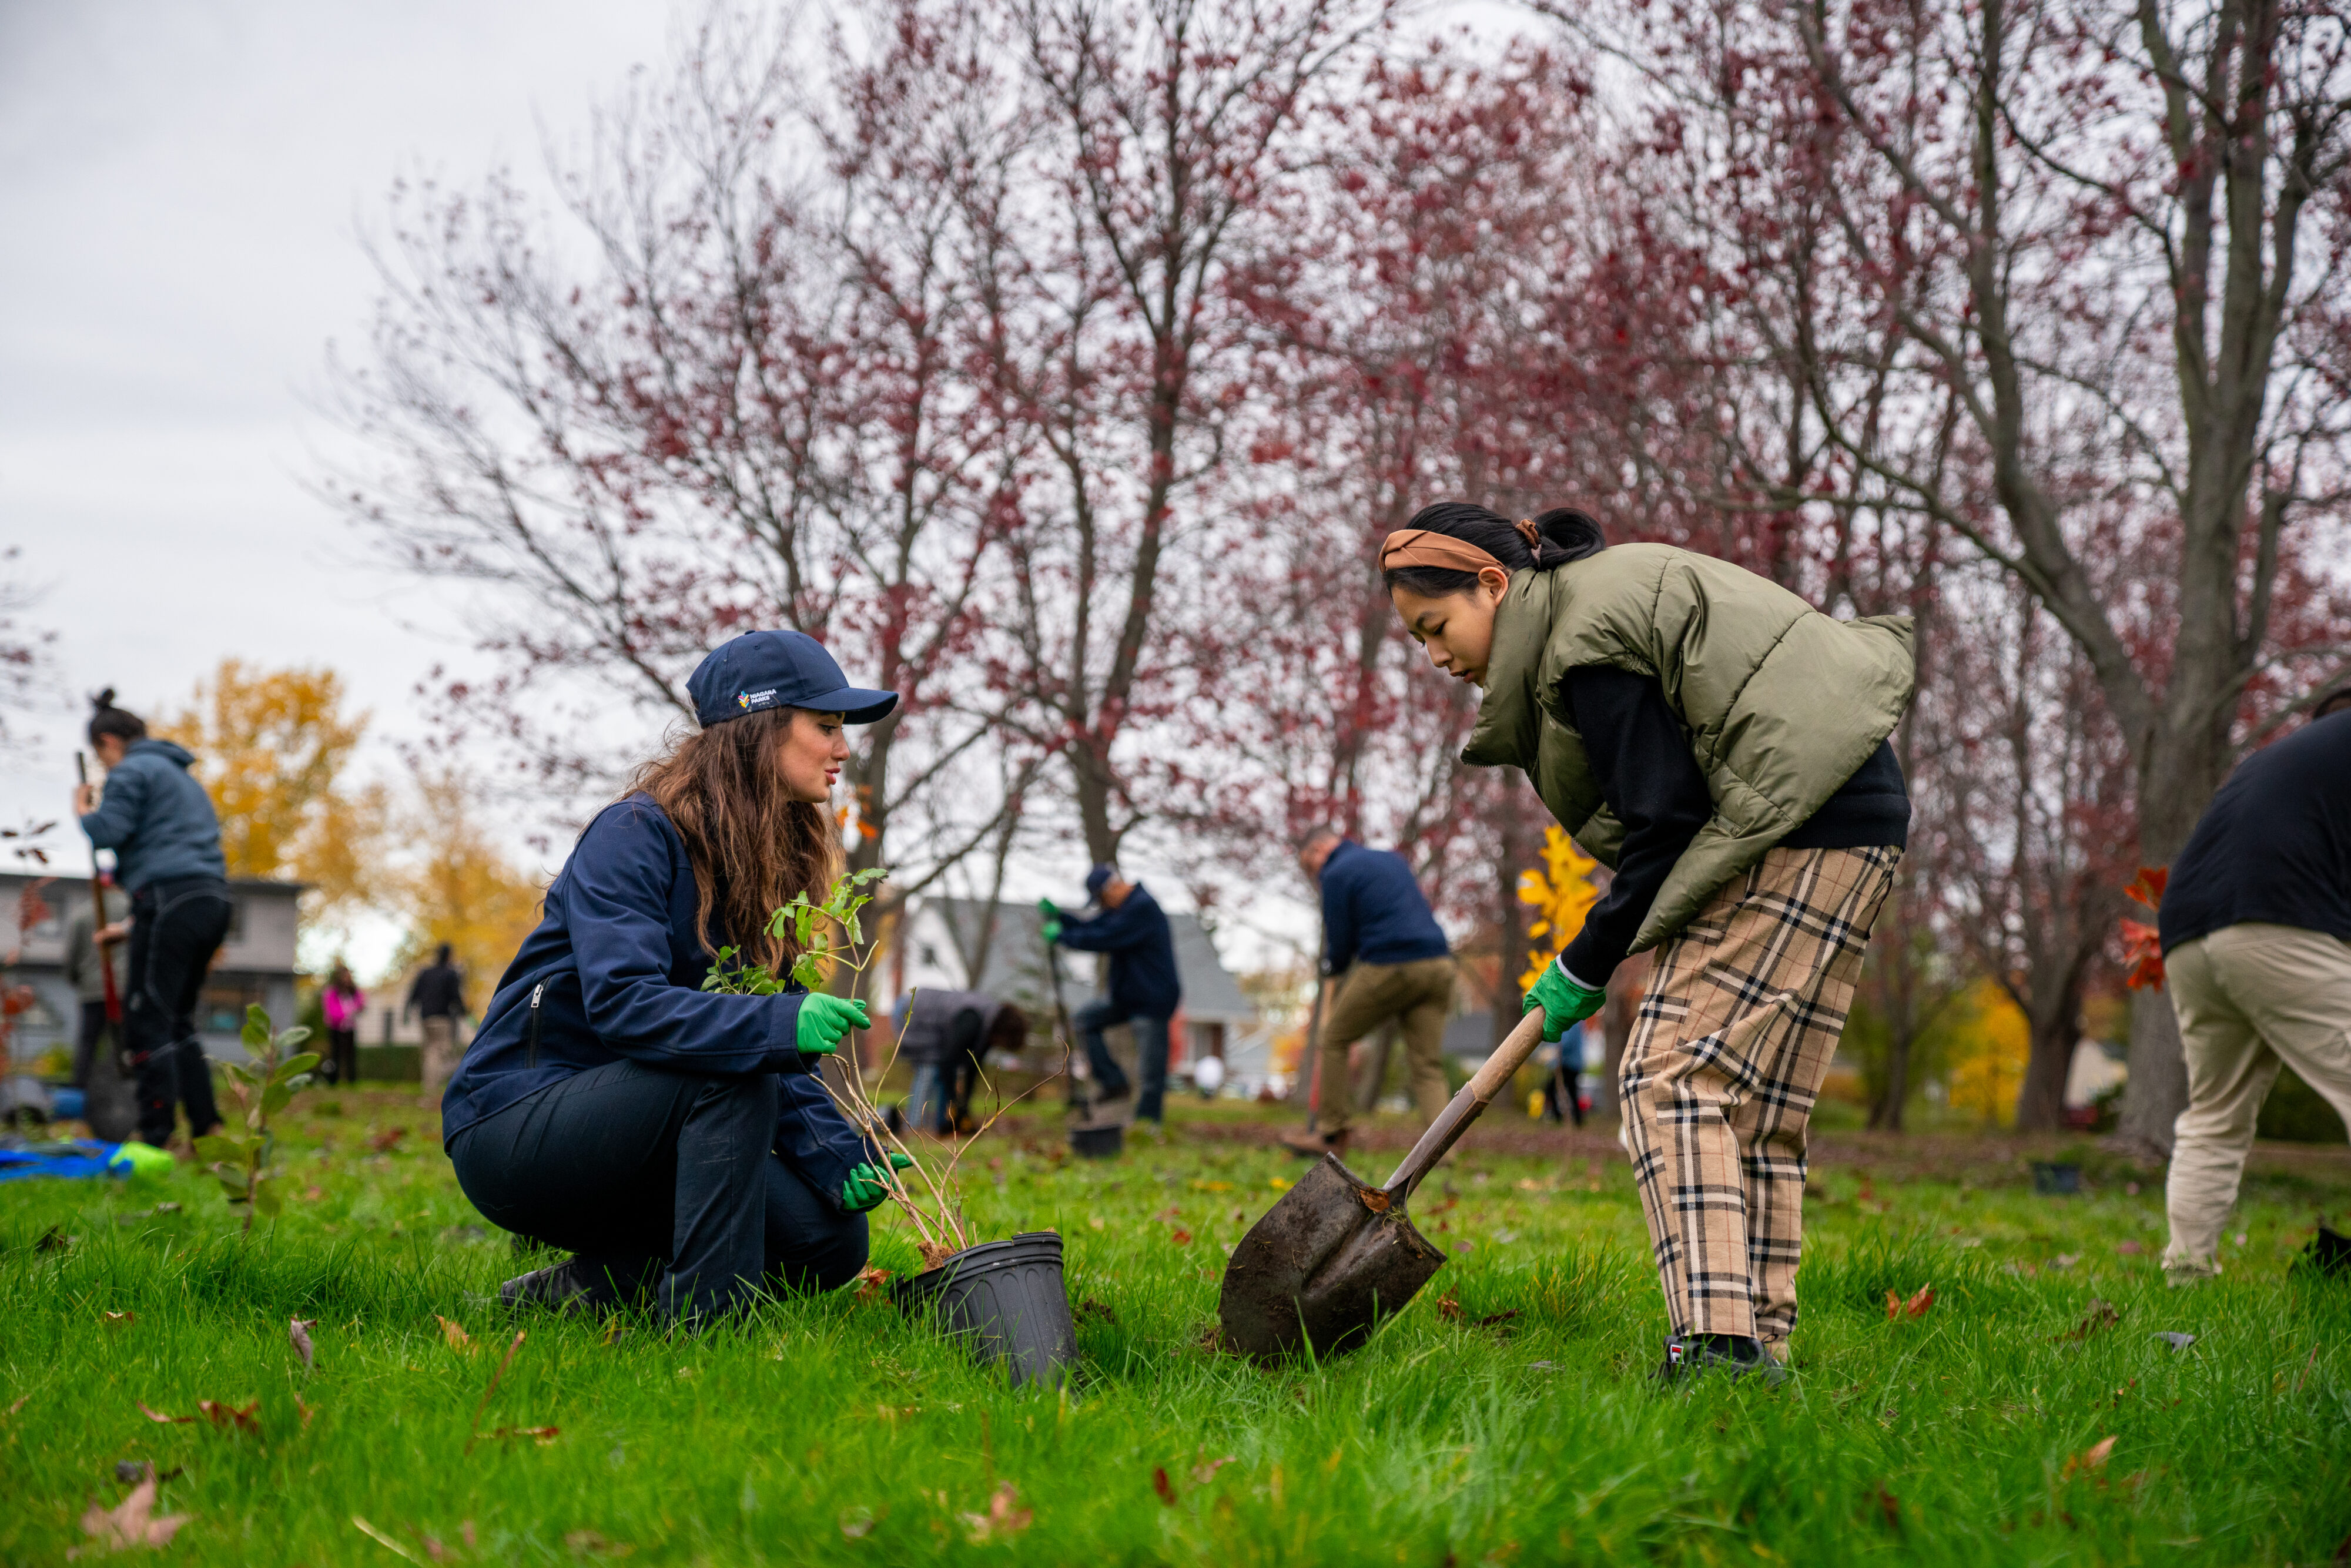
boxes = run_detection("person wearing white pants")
[2157,688,2351,1285]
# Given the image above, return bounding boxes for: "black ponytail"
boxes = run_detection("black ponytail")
[88,688,147,748]
[1382,502,1605,596]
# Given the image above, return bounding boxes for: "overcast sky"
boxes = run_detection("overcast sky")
[0,0,1329,977]
[0,1,690,963]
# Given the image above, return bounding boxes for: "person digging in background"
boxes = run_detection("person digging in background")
[1386,502,1913,1385]
[893,989,1029,1137]
[2156,684,2351,1287]
[320,961,365,1087]
[73,691,234,1152]
[1281,827,1456,1159]
[1541,1018,1589,1128]
[61,873,136,1141]
[1040,865,1181,1133]
[405,944,465,1096]
[442,629,909,1324]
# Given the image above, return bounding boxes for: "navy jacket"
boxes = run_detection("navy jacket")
[77,739,227,890]
[1054,884,1181,1019]
[2161,711,2351,953]
[1319,840,1449,976]
[440,795,874,1212]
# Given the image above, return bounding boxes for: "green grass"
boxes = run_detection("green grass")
[4,1091,2347,1564]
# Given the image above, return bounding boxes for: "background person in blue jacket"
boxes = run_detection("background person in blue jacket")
[1280,828,1455,1158]
[442,630,909,1324]
[72,691,232,1150]
[1041,865,1181,1129]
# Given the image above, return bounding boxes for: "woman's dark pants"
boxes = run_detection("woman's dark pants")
[126,877,233,1147]
[448,1060,868,1321]
[324,1028,359,1085]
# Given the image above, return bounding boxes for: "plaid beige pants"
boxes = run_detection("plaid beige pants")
[1620,845,1899,1345]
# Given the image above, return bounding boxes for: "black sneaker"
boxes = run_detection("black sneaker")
[1656,1334,1790,1387]
[498,1258,627,1315]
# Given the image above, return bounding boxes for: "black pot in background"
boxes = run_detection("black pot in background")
[1068,1123,1124,1160]
[2031,1161,2082,1195]
[893,1230,1077,1388]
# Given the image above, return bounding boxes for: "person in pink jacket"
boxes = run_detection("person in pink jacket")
[321,961,366,1085]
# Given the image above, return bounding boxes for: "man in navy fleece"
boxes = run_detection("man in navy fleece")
[1043,866,1183,1128]
[1281,829,1455,1157]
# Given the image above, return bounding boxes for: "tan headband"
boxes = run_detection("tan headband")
[1379,528,1508,577]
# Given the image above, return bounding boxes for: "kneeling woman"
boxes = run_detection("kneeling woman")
[1385,505,1913,1381]
[443,630,906,1322]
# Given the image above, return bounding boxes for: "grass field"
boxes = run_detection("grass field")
[5,1089,2347,1565]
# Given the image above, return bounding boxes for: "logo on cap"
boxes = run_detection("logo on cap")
[738,689,778,712]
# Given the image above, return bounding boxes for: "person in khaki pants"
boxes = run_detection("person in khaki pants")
[406,944,468,1096]
[1282,830,1455,1157]
[2158,688,2351,1285]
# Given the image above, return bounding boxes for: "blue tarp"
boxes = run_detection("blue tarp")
[0,1140,133,1182]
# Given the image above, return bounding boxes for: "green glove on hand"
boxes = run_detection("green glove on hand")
[841,1151,917,1212]
[1522,958,1606,1044]
[795,993,870,1056]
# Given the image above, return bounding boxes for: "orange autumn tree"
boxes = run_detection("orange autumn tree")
[386,769,544,999]
[165,661,387,932]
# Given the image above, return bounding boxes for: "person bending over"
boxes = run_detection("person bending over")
[2157,685,2351,1285]
[1041,866,1182,1128]
[73,692,233,1150]
[443,630,907,1324]
[1385,503,1913,1383]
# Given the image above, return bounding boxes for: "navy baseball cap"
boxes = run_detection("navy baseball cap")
[685,630,899,728]
[1084,864,1120,901]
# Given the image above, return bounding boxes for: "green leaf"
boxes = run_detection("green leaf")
[242,1004,272,1050]
[261,1080,294,1120]
[272,1053,321,1085]
[194,1134,249,1165]
[250,1173,283,1218]
[208,1163,250,1197]
[274,1025,313,1051]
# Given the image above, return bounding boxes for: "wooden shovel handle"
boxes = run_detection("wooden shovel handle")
[1380,1007,1554,1202]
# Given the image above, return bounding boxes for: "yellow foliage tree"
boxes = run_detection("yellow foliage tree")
[1516,826,1602,992]
[165,661,386,923]
[387,770,545,999]
[1941,979,2031,1126]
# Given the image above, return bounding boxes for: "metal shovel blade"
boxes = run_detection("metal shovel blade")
[1216,1152,1444,1361]
[1217,1009,1550,1363]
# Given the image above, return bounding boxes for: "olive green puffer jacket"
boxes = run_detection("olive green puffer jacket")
[1461,544,1914,954]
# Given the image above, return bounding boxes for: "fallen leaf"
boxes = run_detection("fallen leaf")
[492,1425,561,1445]
[1191,1455,1236,1485]
[1076,1298,1117,1324]
[2062,1435,2118,1480]
[136,1402,192,1425]
[1152,1467,1177,1506]
[2050,1253,2080,1270]
[1473,1310,1522,1329]
[196,1399,260,1433]
[2117,1240,2145,1256]
[1874,1483,1900,1530]
[77,1471,190,1553]
[103,1311,135,1328]
[2055,1299,2121,1342]
[438,1316,473,1353]
[563,1527,631,1556]
[369,1126,408,1154]
[1087,1214,1106,1231]
[1435,1289,1463,1322]
[290,1319,317,1371]
[37,1225,73,1253]
[1884,1285,1933,1320]
[2152,1331,2196,1352]
[961,1482,1032,1541]
[1268,1177,1290,1191]
[852,1266,892,1304]
[839,1507,875,1539]
[1168,1228,1193,1246]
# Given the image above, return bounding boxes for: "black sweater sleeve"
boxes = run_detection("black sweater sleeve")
[1556,666,1714,985]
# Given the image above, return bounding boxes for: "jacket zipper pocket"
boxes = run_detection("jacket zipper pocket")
[524,982,546,1067]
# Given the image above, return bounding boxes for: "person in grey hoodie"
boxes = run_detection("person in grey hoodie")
[73,690,232,1148]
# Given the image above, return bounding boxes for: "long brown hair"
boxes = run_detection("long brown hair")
[628,707,840,973]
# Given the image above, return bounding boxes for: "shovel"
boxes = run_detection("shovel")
[1218,1007,1550,1361]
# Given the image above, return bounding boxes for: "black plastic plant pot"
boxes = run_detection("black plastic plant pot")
[2031,1161,2082,1195]
[1068,1123,1124,1160]
[892,1231,1077,1389]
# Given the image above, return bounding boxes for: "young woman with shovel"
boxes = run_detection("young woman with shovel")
[443,630,910,1325]
[1384,503,1913,1383]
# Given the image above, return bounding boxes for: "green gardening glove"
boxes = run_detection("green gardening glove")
[1522,957,1606,1044]
[1037,899,1064,944]
[842,1151,917,1212]
[795,993,870,1056]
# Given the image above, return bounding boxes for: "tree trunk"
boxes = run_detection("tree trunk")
[1868,1027,1913,1132]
